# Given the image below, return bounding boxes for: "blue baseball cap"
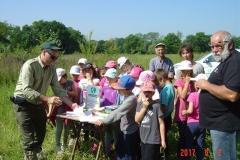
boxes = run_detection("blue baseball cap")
[111,75,135,90]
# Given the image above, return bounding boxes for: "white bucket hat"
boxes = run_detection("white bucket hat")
[117,57,128,69]
[78,58,87,64]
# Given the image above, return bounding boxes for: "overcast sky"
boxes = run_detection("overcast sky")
[0,0,239,40]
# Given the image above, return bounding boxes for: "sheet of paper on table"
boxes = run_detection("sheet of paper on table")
[66,107,104,122]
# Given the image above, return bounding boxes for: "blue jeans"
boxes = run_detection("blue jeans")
[210,129,240,160]
[104,124,119,155]
[55,106,70,149]
[116,129,140,160]
[184,122,206,160]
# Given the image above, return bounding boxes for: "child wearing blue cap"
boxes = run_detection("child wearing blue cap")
[95,75,139,160]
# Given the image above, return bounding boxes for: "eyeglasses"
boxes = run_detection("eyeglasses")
[46,50,58,60]
[208,41,229,50]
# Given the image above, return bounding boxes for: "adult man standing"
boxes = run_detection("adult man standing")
[13,41,79,159]
[196,31,240,160]
[149,43,174,79]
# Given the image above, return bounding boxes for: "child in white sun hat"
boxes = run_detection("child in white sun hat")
[69,65,83,105]
[78,58,88,80]
[52,68,78,154]
[181,74,207,160]
[173,60,196,159]
[117,57,132,77]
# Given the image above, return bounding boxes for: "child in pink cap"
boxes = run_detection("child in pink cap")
[135,81,166,160]
[129,67,143,97]
[136,71,160,102]
[99,60,117,88]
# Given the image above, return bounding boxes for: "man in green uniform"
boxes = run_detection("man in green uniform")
[13,41,79,159]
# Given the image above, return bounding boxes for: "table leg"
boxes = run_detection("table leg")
[71,122,82,160]
[96,126,106,160]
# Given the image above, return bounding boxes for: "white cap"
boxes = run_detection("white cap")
[70,65,80,75]
[190,74,208,81]
[117,57,128,69]
[155,43,165,48]
[179,60,192,71]
[78,58,87,64]
[56,68,66,81]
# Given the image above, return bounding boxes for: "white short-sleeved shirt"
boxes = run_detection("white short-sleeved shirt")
[79,78,100,98]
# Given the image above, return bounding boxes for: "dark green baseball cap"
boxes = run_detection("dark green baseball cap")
[41,41,63,51]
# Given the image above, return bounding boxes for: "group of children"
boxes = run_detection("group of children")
[48,57,206,160]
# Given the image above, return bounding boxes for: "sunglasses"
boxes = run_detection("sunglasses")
[46,50,58,60]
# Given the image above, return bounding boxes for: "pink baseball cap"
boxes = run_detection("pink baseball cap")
[179,60,192,71]
[136,71,155,85]
[141,81,156,92]
[129,67,143,78]
[105,60,117,68]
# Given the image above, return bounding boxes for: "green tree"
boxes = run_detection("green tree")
[183,32,211,53]
[96,40,105,53]
[31,20,68,52]
[123,34,144,54]
[67,27,84,54]
[10,24,38,51]
[115,38,125,53]
[0,21,12,45]
[143,32,160,43]
[233,36,240,48]
[103,38,118,54]
[162,33,182,54]
[79,30,98,55]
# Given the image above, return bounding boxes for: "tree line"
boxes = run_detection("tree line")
[1,20,240,55]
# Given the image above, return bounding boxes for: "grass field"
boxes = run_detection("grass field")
[0,52,239,159]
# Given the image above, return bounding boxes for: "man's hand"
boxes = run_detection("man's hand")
[196,79,209,90]
[47,96,62,106]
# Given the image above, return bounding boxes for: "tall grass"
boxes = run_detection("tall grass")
[0,51,238,159]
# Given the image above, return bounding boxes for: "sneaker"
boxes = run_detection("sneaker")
[56,146,62,155]
[37,151,46,160]
[61,145,68,151]
[91,143,98,152]
[68,138,74,146]
[24,151,37,160]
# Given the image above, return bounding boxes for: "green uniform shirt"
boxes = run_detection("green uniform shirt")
[14,56,67,104]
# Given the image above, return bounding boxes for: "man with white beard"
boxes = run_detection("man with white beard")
[196,30,240,160]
